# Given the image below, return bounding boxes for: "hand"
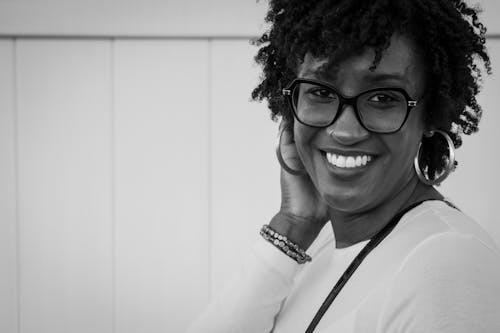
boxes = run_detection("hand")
[271,124,330,249]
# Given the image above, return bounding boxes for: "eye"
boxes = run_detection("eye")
[368,93,397,103]
[304,87,338,103]
[364,90,406,108]
[311,88,334,98]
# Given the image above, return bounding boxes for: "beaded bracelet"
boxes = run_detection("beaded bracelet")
[262,224,309,258]
[260,224,312,264]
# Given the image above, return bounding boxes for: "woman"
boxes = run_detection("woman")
[188,0,500,332]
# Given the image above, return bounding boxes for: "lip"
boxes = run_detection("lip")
[320,150,375,179]
[319,147,378,157]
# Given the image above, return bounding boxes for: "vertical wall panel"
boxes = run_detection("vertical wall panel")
[114,40,211,333]
[0,39,18,333]
[16,40,113,333]
[210,40,281,295]
[441,39,500,245]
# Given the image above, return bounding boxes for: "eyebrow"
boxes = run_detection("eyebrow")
[362,73,410,85]
[300,69,409,86]
[301,68,334,81]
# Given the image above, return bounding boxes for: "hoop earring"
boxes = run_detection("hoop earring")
[276,126,307,176]
[414,130,456,186]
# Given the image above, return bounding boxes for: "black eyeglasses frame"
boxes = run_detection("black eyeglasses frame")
[282,78,420,134]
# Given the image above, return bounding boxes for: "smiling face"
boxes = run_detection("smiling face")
[293,33,427,214]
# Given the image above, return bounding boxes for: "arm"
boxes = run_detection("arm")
[186,236,302,333]
[187,125,329,333]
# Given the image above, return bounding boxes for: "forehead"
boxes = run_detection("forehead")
[298,34,425,93]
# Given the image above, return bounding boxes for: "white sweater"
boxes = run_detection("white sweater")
[187,200,500,332]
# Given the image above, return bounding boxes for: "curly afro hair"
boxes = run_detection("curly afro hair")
[251,0,491,180]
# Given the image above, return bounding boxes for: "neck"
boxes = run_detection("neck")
[328,176,443,249]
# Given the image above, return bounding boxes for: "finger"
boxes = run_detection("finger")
[281,144,303,169]
[280,127,294,145]
[277,128,306,173]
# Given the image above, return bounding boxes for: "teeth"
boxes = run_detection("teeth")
[336,155,346,168]
[325,152,374,168]
[346,156,355,168]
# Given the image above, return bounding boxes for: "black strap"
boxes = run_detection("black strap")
[305,200,433,333]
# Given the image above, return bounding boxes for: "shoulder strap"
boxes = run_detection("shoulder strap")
[304,199,431,333]
[442,198,461,211]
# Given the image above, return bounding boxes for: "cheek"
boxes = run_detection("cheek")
[383,115,425,168]
[384,135,419,167]
[403,103,426,135]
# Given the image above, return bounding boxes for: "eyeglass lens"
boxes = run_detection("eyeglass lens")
[291,82,408,132]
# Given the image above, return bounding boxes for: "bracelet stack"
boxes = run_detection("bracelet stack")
[260,224,312,264]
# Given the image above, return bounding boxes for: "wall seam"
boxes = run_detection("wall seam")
[0,35,258,40]
[110,37,117,333]
[207,38,214,300]
[13,37,21,333]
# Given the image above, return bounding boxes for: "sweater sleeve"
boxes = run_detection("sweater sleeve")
[377,233,500,333]
[186,237,302,333]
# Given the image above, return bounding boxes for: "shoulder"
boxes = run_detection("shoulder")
[391,199,499,255]
[393,230,500,291]
[377,200,500,332]
[389,199,500,296]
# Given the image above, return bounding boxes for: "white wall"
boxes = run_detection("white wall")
[0,37,281,333]
[0,1,499,333]
[0,0,498,37]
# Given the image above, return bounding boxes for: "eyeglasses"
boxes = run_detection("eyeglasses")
[282,78,420,134]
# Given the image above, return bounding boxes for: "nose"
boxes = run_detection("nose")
[327,104,370,145]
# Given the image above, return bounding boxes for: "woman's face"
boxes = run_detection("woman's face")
[294,34,427,213]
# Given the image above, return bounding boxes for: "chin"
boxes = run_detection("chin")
[321,188,371,213]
